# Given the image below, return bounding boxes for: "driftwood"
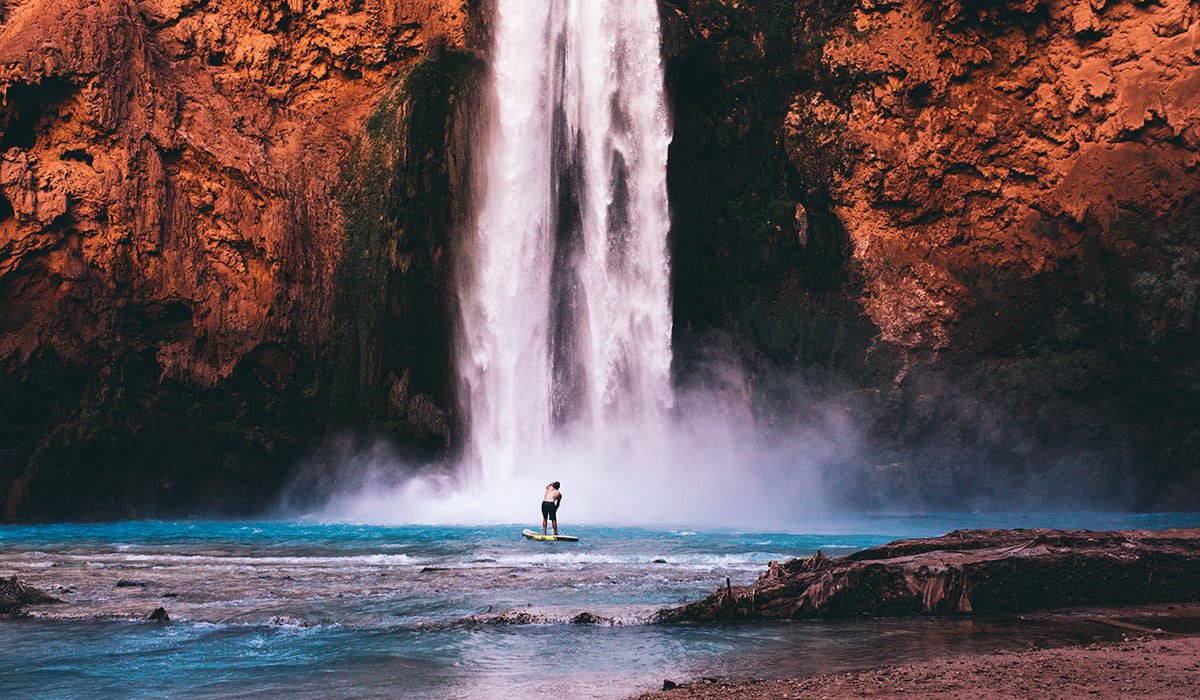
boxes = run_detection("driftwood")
[0,576,64,616]
[656,528,1200,623]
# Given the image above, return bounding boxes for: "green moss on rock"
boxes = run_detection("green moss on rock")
[334,48,484,450]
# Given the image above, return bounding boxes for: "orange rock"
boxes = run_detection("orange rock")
[0,0,471,382]
[786,0,1200,361]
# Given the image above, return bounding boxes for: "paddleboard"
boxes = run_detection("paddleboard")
[522,528,579,542]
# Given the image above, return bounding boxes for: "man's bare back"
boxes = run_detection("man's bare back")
[541,481,562,535]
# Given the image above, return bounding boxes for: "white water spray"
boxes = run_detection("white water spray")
[309,1,845,527]
[455,1,674,490]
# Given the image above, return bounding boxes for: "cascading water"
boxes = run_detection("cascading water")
[456,1,674,491]
[321,0,830,526]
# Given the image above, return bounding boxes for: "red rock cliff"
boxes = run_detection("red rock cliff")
[665,0,1199,507]
[1,0,468,383]
[795,0,1199,354]
[0,0,474,520]
[2,0,1198,520]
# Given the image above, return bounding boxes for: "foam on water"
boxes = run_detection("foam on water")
[4,515,1200,698]
[1,522,847,627]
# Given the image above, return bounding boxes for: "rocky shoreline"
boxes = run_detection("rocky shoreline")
[656,528,1200,622]
[640,528,1200,698]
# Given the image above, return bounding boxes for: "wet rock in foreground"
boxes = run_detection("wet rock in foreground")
[0,576,65,616]
[656,529,1200,623]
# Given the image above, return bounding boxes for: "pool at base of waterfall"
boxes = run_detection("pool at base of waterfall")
[2,513,1197,698]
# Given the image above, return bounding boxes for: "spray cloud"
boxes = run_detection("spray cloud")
[287,1,858,528]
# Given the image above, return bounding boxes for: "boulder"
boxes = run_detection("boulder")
[0,576,65,616]
[656,529,1200,622]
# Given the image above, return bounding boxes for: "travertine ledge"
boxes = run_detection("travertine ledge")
[656,529,1200,623]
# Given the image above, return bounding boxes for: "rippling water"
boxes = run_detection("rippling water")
[2,513,1197,698]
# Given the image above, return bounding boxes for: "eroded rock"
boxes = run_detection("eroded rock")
[0,0,478,520]
[0,575,65,616]
[656,529,1200,623]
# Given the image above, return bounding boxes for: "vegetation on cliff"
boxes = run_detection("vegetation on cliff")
[0,0,477,521]
[334,47,483,451]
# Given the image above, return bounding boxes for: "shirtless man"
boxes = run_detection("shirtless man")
[541,481,562,536]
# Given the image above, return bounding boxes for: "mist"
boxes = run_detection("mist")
[277,347,864,530]
[278,320,1165,530]
[272,0,1158,528]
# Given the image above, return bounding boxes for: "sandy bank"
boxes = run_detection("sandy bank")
[635,630,1200,699]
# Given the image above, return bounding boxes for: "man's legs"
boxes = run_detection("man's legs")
[542,516,548,535]
[551,516,558,536]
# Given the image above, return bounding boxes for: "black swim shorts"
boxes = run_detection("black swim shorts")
[541,500,558,520]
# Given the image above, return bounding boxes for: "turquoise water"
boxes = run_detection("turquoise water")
[2,513,1197,698]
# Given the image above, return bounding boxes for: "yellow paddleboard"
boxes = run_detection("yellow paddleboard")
[522,529,579,542]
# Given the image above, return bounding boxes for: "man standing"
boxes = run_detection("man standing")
[541,481,562,536]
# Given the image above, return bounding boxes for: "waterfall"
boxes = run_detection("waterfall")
[316,0,834,528]
[455,0,674,489]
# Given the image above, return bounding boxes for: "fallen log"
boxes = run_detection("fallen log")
[655,528,1200,623]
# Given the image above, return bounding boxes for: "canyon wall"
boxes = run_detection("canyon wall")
[0,0,476,520]
[665,0,1200,508]
[1,0,1197,519]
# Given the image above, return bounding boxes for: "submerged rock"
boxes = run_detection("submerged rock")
[0,576,65,616]
[147,607,170,623]
[656,529,1200,623]
[464,608,614,627]
[482,610,541,626]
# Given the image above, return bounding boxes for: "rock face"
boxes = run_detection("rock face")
[806,0,1200,355]
[656,528,1200,622]
[663,0,1200,508]
[0,0,476,520]
[1,0,1198,519]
